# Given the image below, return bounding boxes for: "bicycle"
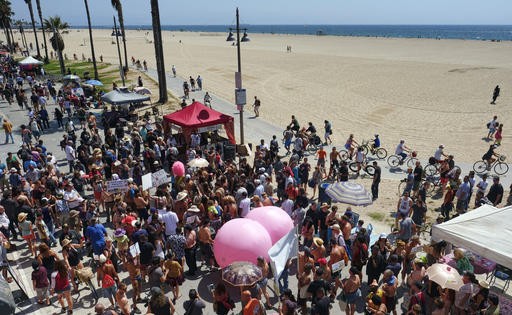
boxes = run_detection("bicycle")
[73,265,99,300]
[473,155,509,175]
[306,134,322,153]
[359,140,388,159]
[424,159,461,177]
[398,177,438,198]
[387,151,418,168]
[348,158,375,176]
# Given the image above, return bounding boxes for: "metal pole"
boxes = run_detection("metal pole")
[236,8,244,144]
[113,16,125,86]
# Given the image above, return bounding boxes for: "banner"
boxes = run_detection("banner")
[106,179,129,193]
[268,227,298,282]
[151,169,171,188]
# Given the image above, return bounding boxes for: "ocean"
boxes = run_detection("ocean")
[86,25,512,41]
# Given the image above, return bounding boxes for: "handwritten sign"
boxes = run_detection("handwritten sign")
[151,169,171,188]
[106,179,129,193]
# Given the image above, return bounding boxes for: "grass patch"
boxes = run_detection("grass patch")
[368,212,385,222]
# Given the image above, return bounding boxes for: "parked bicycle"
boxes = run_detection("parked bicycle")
[306,134,323,153]
[424,158,461,177]
[359,140,388,159]
[473,155,509,175]
[349,159,376,176]
[387,151,418,168]
[73,265,99,300]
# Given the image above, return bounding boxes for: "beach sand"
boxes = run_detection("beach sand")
[19,28,511,163]
[11,29,512,232]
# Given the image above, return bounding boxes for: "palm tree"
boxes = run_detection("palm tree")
[83,0,98,79]
[150,0,167,103]
[0,0,14,52]
[24,0,41,57]
[111,0,128,72]
[35,0,48,62]
[43,16,68,75]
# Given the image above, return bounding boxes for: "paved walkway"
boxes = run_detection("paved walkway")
[143,68,512,188]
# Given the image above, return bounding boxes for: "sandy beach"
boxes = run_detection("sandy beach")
[12,28,512,163]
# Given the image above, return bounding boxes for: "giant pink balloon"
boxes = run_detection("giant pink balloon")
[246,206,294,244]
[213,218,272,268]
[172,161,185,177]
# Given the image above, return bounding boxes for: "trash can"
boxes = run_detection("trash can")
[318,182,331,205]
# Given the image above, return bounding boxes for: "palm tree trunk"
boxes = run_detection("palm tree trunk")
[8,23,14,52]
[26,0,41,57]
[117,7,128,73]
[84,0,98,80]
[35,0,48,62]
[2,26,11,52]
[150,0,167,104]
[57,49,65,75]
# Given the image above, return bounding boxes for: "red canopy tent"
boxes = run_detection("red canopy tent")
[163,101,235,144]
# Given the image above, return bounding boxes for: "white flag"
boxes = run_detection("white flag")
[268,227,298,281]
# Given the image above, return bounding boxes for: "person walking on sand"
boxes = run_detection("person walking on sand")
[204,92,212,108]
[196,75,202,90]
[171,65,176,77]
[491,85,500,104]
[324,120,332,145]
[253,96,261,117]
[2,118,14,144]
[487,116,498,140]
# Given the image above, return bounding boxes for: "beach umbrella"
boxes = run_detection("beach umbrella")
[63,74,81,81]
[134,86,152,95]
[187,158,209,168]
[325,181,372,206]
[426,263,464,290]
[222,261,262,287]
[85,79,103,86]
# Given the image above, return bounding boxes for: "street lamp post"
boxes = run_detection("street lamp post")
[112,15,125,86]
[227,7,250,144]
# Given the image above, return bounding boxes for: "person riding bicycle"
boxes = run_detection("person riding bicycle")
[434,144,447,163]
[482,144,499,168]
[372,134,380,150]
[288,115,300,133]
[306,122,321,146]
[344,134,358,159]
[395,140,410,164]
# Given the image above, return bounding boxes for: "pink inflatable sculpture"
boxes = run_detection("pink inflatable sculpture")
[246,206,294,245]
[171,161,185,177]
[213,218,272,268]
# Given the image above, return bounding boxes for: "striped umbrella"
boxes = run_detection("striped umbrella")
[325,181,373,206]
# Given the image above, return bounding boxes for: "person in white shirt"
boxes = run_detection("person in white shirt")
[65,141,75,173]
[63,183,84,210]
[476,174,489,194]
[160,207,179,237]
[395,140,410,163]
[0,206,10,237]
[281,195,294,217]
[434,144,446,162]
[238,192,251,218]
[253,179,264,199]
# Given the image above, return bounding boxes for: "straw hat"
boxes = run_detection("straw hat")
[188,205,200,213]
[18,212,27,222]
[70,210,80,218]
[61,238,72,247]
[320,202,329,209]
[176,191,188,201]
[313,237,324,247]
[331,224,341,231]
[10,168,16,173]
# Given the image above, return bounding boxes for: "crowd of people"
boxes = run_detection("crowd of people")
[0,50,509,315]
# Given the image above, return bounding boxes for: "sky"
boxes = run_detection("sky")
[10,0,512,26]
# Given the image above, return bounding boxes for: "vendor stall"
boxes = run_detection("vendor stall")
[163,101,235,144]
[101,88,151,128]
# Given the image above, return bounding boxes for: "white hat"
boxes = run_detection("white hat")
[188,205,200,213]
[379,233,387,239]
[112,174,119,180]
[176,191,188,201]
[99,254,107,264]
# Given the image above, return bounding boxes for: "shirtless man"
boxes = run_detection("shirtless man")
[197,219,215,269]
[338,215,353,259]
[328,147,342,178]
[402,235,421,284]
[382,269,399,315]
[328,238,348,296]
[256,256,272,309]
[341,266,362,315]
[297,247,315,277]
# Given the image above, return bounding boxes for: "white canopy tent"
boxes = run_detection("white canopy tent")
[19,56,43,65]
[432,204,512,270]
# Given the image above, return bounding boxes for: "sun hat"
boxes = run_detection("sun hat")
[479,280,490,289]
[331,224,341,231]
[18,212,27,222]
[379,233,387,239]
[176,191,188,201]
[99,254,107,264]
[188,205,200,213]
[313,237,324,247]
[114,228,126,237]
[10,168,16,173]
[70,210,80,218]
[61,238,72,247]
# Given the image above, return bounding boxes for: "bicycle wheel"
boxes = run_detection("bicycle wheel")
[407,157,418,168]
[473,161,487,174]
[387,155,400,168]
[87,279,99,300]
[361,145,369,155]
[376,148,387,159]
[424,164,438,177]
[452,165,461,174]
[348,162,358,173]
[340,150,350,161]
[398,181,406,195]
[306,143,317,153]
[494,162,509,175]
[365,165,376,176]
